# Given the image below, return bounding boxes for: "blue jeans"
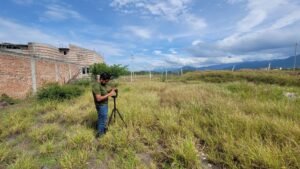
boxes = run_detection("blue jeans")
[96,104,108,135]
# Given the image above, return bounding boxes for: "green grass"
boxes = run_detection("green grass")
[182,70,300,86]
[0,71,299,169]
[6,153,40,169]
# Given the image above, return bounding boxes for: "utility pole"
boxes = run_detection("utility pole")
[232,65,235,72]
[165,69,168,81]
[268,63,271,71]
[294,43,298,71]
[131,55,134,82]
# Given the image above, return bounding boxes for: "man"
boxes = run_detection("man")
[92,72,116,137]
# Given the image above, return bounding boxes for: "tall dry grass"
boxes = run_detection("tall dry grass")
[0,71,299,168]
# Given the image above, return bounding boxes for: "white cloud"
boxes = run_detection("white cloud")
[217,28,300,53]
[192,40,202,46]
[217,0,300,53]
[237,9,266,32]
[165,54,207,66]
[111,0,191,21]
[158,32,192,42]
[110,0,206,39]
[0,17,61,44]
[236,0,287,33]
[269,10,300,30]
[123,26,152,39]
[110,0,140,8]
[183,13,206,31]
[141,0,191,21]
[78,40,125,58]
[169,48,177,54]
[188,0,300,64]
[41,4,85,21]
[146,49,208,67]
[218,56,243,63]
[153,50,162,55]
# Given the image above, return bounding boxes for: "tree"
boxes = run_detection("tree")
[110,64,130,78]
[90,63,129,79]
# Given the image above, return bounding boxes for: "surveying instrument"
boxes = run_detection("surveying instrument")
[107,89,127,128]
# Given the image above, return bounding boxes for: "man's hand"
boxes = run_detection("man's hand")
[109,88,117,97]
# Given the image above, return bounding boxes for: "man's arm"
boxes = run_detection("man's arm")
[95,88,117,102]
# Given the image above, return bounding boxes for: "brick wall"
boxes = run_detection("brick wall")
[0,42,104,99]
[0,53,33,98]
[0,51,82,98]
[36,59,56,86]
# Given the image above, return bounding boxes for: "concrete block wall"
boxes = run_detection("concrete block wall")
[27,43,103,65]
[68,45,103,65]
[29,43,63,61]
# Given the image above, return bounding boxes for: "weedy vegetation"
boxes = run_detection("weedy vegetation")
[37,83,85,101]
[0,70,299,169]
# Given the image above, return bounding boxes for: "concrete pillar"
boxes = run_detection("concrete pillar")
[30,58,37,93]
[68,64,71,80]
[55,63,59,82]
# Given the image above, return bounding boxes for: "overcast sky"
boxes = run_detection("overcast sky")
[1,0,300,70]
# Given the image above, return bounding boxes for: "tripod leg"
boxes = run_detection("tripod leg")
[116,109,127,127]
[113,109,116,123]
[107,109,115,126]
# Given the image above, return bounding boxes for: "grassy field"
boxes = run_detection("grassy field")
[0,71,300,169]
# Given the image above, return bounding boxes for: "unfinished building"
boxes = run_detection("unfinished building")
[0,42,104,98]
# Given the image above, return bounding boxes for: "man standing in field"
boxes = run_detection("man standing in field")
[92,72,116,137]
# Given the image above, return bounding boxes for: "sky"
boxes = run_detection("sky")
[0,0,300,70]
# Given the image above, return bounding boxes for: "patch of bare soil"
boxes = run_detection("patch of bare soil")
[0,101,9,109]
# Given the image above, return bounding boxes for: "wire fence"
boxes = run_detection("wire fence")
[118,73,183,83]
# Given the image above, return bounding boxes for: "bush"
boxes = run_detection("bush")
[37,83,84,101]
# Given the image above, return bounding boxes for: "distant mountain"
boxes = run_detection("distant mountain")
[182,66,198,71]
[150,56,299,73]
[153,66,198,73]
[198,55,299,70]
